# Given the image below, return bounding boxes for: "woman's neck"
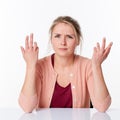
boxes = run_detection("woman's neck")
[54,54,75,69]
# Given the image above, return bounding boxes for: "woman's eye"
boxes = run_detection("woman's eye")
[67,35,73,39]
[54,35,60,38]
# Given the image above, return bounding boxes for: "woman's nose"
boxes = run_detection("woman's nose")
[61,36,66,45]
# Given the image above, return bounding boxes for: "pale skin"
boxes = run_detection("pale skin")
[20,23,113,104]
[20,34,39,96]
[92,38,113,101]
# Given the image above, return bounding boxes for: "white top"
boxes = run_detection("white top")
[0,108,120,120]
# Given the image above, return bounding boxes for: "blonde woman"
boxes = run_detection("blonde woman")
[19,16,112,113]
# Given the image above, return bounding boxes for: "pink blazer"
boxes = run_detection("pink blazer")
[19,54,111,112]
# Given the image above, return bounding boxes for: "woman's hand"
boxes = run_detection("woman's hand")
[92,38,113,66]
[20,33,39,67]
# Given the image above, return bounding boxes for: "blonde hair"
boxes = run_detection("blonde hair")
[47,16,83,55]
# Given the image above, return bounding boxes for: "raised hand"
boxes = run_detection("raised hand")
[92,38,113,66]
[20,33,39,67]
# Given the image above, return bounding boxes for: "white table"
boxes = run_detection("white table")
[0,108,120,120]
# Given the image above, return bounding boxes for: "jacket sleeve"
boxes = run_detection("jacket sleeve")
[86,60,111,112]
[18,92,38,113]
[18,61,43,113]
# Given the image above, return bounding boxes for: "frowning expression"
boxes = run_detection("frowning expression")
[51,23,79,57]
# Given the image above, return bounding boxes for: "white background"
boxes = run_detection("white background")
[0,0,120,109]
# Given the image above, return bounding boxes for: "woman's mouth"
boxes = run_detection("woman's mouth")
[59,48,68,50]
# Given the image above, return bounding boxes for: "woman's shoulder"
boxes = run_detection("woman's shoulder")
[76,54,91,63]
[75,54,92,69]
[37,54,52,67]
[38,55,51,62]
[35,55,52,72]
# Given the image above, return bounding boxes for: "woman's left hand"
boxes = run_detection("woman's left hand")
[92,38,113,66]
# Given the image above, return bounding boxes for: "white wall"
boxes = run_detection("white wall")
[0,0,120,108]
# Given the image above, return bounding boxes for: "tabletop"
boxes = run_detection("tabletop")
[0,108,120,120]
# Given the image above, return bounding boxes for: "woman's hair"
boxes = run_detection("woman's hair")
[49,16,82,44]
[46,16,83,55]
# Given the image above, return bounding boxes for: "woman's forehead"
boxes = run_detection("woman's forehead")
[52,23,75,33]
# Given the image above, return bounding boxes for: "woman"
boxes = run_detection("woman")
[19,16,113,113]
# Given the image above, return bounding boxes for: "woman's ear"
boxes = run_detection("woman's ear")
[77,40,80,46]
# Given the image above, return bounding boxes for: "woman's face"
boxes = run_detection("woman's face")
[51,23,78,57]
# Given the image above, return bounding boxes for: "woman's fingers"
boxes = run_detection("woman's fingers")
[96,38,106,53]
[25,33,35,50]
[96,42,100,51]
[20,46,25,55]
[96,38,109,53]
[21,33,39,65]
[29,33,33,49]
[103,42,113,58]
[92,38,113,64]
[101,38,106,50]
[33,42,38,51]
[25,35,29,49]
[23,33,39,54]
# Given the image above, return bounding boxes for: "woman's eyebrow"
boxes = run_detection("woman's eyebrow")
[53,33,60,34]
[53,33,75,36]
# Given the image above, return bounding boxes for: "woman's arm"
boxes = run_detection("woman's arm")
[19,33,39,113]
[91,38,113,112]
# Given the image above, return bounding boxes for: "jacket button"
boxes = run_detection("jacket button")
[72,85,75,89]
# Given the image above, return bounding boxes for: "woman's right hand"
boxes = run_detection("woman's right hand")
[21,33,39,67]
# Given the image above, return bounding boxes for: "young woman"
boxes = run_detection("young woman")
[19,16,113,113]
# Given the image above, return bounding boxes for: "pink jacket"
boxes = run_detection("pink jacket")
[18,54,111,112]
